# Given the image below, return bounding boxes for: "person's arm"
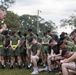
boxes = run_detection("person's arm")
[26,39,31,50]
[0,24,7,33]
[35,49,41,56]
[10,40,13,49]
[15,40,20,49]
[63,53,76,63]
[51,49,54,55]
[41,41,49,45]
[56,50,62,56]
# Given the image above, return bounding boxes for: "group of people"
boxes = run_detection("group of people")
[0,9,76,75]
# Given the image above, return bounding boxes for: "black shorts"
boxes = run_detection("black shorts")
[75,62,76,70]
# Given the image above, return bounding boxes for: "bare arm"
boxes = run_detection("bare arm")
[35,50,41,56]
[51,49,54,55]
[63,53,76,63]
[66,53,76,62]
[15,40,20,49]
[0,24,7,33]
[10,40,13,49]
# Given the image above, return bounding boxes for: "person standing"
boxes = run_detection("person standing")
[0,32,6,69]
[18,31,26,68]
[2,30,11,69]
[10,31,21,69]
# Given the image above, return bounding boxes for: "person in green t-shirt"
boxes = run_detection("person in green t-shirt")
[10,31,21,69]
[0,33,5,69]
[28,37,41,74]
[2,30,11,69]
[26,28,37,69]
[18,31,26,68]
[41,32,52,67]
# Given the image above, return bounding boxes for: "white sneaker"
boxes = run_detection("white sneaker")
[43,67,48,71]
[31,71,38,74]
[43,64,46,67]
[29,64,32,67]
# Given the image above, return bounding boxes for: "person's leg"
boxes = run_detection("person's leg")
[10,56,14,69]
[17,56,21,69]
[55,56,64,69]
[43,53,47,67]
[47,55,52,70]
[26,50,32,69]
[31,56,39,74]
[1,56,5,69]
[69,70,76,75]
[21,52,26,68]
[31,56,39,67]
[62,62,76,75]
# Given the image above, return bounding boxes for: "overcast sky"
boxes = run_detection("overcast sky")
[7,0,76,25]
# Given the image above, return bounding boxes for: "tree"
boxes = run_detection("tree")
[19,14,56,34]
[4,11,20,30]
[60,14,76,27]
[0,0,15,10]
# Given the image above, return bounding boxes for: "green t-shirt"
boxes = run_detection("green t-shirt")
[11,35,20,45]
[19,35,25,45]
[31,43,41,56]
[72,44,76,52]
[5,35,11,47]
[37,37,42,43]
[66,42,74,52]
[0,34,5,45]
[66,35,73,42]
[42,35,52,50]
[42,36,51,43]
[26,33,37,41]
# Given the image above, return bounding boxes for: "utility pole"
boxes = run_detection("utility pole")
[37,10,42,34]
[37,10,39,34]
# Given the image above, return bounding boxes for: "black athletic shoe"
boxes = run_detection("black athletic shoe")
[48,69,52,73]
[10,66,14,69]
[2,65,5,69]
[27,66,31,69]
[18,66,22,69]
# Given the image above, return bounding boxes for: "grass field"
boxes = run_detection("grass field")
[0,66,56,75]
[0,69,55,75]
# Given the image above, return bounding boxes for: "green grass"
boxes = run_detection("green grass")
[0,67,56,75]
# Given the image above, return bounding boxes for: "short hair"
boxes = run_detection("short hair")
[49,39,54,43]
[28,37,33,43]
[12,31,16,35]
[3,30,8,35]
[43,32,47,36]
[59,36,66,41]
[61,49,68,57]
[24,33,27,36]
[57,40,63,47]
[18,31,21,35]
[47,30,51,33]
[28,28,32,32]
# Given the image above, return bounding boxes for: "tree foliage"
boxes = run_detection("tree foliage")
[19,14,56,34]
[5,11,20,30]
[60,14,76,27]
[0,0,15,10]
